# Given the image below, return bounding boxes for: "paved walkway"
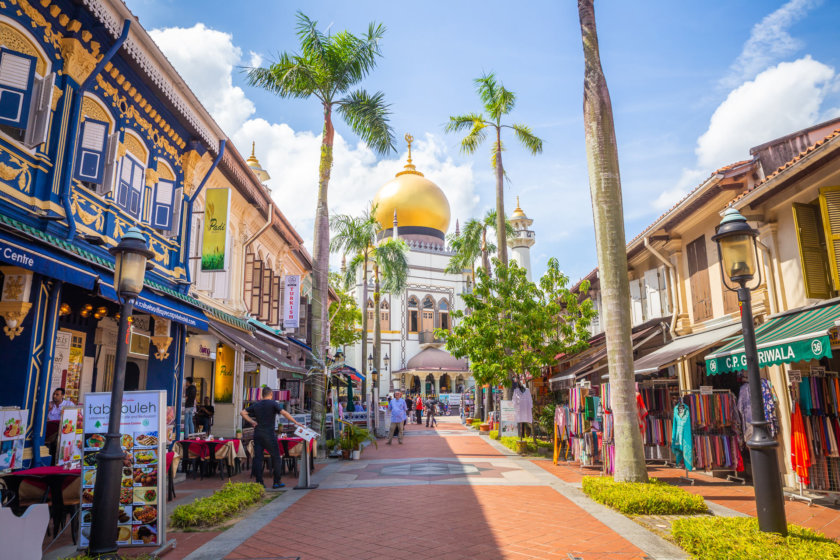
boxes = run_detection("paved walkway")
[183,417,687,560]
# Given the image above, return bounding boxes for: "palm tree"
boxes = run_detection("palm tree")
[246,12,395,438]
[346,237,409,395]
[446,74,543,267]
[578,0,647,483]
[446,210,513,280]
[330,208,378,396]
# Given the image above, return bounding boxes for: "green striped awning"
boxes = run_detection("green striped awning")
[705,303,840,374]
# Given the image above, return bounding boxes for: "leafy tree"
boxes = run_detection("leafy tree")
[578,0,647,482]
[446,210,514,280]
[438,258,594,417]
[446,73,543,267]
[246,12,395,438]
[328,273,362,349]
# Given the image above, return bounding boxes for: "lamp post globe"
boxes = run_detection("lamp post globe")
[713,208,787,535]
[88,228,153,555]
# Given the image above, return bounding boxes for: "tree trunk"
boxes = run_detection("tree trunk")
[475,383,482,420]
[310,104,335,442]
[485,383,493,423]
[578,0,647,483]
[481,228,491,276]
[361,253,369,399]
[494,127,508,265]
[373,262,382,396]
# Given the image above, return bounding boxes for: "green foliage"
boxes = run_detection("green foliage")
[328,273,362,347]
[438,258,595,389]
[445,210,513,277]
[339,423,377,451]
[497,436,551,455]
[170,482,265,529]
[488,429,500,440]
[581,477,708,516]
[536,403,556,437]
[671,517,840,560]
[469,418,483,428]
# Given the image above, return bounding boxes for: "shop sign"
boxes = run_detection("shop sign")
[0,408,26,471]
[788,370,802,384]
[80,390,166,549]
[185,335,217,359]
[706,336,833,375]
[201,188,230,271]
[699,385,713,395]
[283,275,300,329]
[214,342,235,403]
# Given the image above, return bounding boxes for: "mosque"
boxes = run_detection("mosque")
[345,136,536,398]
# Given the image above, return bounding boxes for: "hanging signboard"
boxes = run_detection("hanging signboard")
[500,400,516,438]
[80,391,166,549]
[283,275,300,329]
[788,370,802,384]
[201,188,230,271]
[57,406,83,466]
[214,342,235,403]
[0,408,27,472]
[699,385,714,395]
[52,330,72,394]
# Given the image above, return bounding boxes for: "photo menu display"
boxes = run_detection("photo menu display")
[79,391,165,549]
[0,408,27,472]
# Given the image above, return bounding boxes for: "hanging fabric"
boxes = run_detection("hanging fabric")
[672,403,694,471]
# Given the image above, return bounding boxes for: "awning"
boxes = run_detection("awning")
[634,322,742,375]
[0,229,101,289]
[705,301,840,375]
[98,278,208,330]
[209,319,286,371]
[333,366,364,383]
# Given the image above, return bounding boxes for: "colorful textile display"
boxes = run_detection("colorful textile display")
[791,401,812,485]
[672,403,693,471]
[737,379,779,440]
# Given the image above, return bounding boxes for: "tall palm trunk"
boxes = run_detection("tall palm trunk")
[311,105,334,439]
[372,262,382,395]
[481,228,490,275]
[494,130,508,265]
[360,253,369,398]
[578,0,647,483]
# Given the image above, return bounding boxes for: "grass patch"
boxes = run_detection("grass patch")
[581,476,708,516]
[492,435,552,455]
[170,482,265,529]
[469,418,483,428]
[672,517,840,560]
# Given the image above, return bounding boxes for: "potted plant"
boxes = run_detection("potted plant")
[340,423,377,460]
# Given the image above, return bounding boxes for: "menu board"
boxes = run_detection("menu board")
[500,400,517,437]
[0,409,27,472]
[56,407,83,466]
[64,331,85,403]
[79,391,166,549]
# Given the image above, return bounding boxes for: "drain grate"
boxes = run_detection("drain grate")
[567,554,583,560]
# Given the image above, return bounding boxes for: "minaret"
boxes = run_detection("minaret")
[392,209,398,240]
[508,196,535,280]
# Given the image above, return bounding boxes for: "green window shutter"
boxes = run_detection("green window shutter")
[794,202,832,298]
[819,187,840,292]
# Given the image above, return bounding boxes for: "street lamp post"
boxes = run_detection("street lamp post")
[88,228,154,555]
[712,208,787,535]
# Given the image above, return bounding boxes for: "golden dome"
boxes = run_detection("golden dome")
[373,134,451,234]
[246,142,270,183]
[512,196,527,219]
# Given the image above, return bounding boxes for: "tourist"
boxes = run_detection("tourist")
[426,398,438,428]
[386,390,407,445]
[415,395,424,424]
[404,394,413,428]
[195,397,214,434]
[183,377,197,435]
[241,386,304,489]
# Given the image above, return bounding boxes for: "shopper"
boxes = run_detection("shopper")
[415,395,424,424]
[426,399,437,428]
[404,395,414,429]
[241,386,304,489]
[387,390,407,445]
[183,377,197,435]
[195,397,214,434]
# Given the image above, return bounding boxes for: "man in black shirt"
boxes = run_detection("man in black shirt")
[184,377,197,435]
[195,397,214,434]
[240,386,304,489]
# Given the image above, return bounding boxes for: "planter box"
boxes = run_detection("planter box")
[479,424,491,432]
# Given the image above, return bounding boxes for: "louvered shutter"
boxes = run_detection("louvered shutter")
[0,49,35,128]
[98,132,120,196]
[687,235,713,322]
[644,268,663,318]
[270,275,281,326]
[629,278,645,325]
[23,71,55,148]
[74,118,108,184]
[152,179,174,229]
[129,160,143,218]
[261,266,272,321]
[794,201,832,298]
[116,157,132,210]
[243,252,255,310]
[166,186,183,239]
[250,259,263,315]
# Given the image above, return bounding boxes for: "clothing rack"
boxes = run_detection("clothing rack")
[638,379,678,465]
[680,388,745,485]
[568,385,601,469]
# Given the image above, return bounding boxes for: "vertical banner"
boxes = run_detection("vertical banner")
[201,188,230,271]
[80,391,166,549]
[52,330,72,394]
[214,343,235,403]
[283,275,300,329]
[57,406,83,466]
[500,400,516,437]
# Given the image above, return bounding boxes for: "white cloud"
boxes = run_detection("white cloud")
[697,56,835,170]
[149,23,478,267]
[721,0,822,88]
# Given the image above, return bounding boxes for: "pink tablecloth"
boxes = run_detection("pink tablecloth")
[7,466,81,477]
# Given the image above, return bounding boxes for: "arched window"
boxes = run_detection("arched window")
[421,296,435,332]
[380,299,390,329]
[408,296,418,333]
[115,131,147,219]
[367,299,375,326]
[150,159,179,234]
[75,95,115,190]
[438,299,450,331]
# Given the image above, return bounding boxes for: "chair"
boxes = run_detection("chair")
[58,477,80,544]
[183,442,207,479]
[0,503,49,560]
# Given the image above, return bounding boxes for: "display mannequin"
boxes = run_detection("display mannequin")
[512,380,533,438]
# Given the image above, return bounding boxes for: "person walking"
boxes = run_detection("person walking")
[426,399,438,428]
[240,386,304,489]
[415,395,424,424]
[404,395,413,429]
[386,390,407,445]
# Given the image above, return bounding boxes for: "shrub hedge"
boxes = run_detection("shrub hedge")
[671,517,840,560]
[581,476,708,516]
[170,482,265,529]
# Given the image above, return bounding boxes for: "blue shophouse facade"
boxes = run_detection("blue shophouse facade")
[0,0,231,466]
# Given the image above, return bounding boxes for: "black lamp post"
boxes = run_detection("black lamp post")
[367,353,373,371]
[712,208,787,535]
[383,353,390,371]
[88,227,153,555]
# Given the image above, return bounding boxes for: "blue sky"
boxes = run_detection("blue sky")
[126,0,840,281]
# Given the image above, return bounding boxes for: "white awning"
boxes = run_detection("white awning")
[633,322,742,375]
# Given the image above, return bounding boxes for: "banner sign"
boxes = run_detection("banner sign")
[214,342,235,403]
[283,275,300,329]
[500,400,516,438]
[706,335,832,375]
[201,188,230,271]
[80,391,166,549]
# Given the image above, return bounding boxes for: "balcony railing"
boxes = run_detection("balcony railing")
[419,330,444,344]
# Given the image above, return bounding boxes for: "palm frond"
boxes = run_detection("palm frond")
[373,239,409,294]
[328,23,386,93]
[510,123,544,155]
[343,252,366,290]
[337,90,395,155]
[475,72,516,121]
[475,72,498,112]
[445,113,485,134]
[245,54,320,100]
[295,12,328,63]
[460,121,488,155]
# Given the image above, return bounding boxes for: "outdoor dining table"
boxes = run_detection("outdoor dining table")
[0,466,81,536]
[176,439,244,478]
